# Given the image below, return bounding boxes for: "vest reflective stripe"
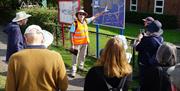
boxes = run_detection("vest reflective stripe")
[72,20,89,45]
[73,36,87,39]
[74,30,88,34]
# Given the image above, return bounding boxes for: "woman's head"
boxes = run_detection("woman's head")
[96,37,132,78]
[76,10,87,21]
[156,42,177,66]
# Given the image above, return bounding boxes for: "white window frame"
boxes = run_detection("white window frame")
[154,0,164,14]
[130,0,138,12]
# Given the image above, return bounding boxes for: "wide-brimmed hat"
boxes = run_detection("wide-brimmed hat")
[146,20,163,36]
[12,11,31,22]
[42,30,53,48]
[167,63,180,90]
[142,16,154,22]
[75,9,88,17]
[24,25,53,47]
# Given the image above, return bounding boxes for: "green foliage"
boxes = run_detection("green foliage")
[0,0,12,8]
[126,11,178,29]
[19,7,58,33]
[0,9,16,25]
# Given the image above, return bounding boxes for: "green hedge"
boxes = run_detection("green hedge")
[126,12,178,29]
[19,7,59,33]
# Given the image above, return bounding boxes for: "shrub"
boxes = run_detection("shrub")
[19,7,58,32]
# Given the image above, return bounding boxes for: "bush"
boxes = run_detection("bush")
[0,9,16,25]
[126,12,178,29]
[19,7,58,32]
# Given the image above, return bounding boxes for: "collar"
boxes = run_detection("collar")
[26,45,46,49]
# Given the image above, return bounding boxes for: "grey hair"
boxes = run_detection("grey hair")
[156,42,177,66]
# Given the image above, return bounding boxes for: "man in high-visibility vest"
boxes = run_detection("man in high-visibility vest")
[69,7,109,77]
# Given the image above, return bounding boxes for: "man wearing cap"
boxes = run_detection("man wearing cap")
[69,8,108,77]
[142,16,154,27]
[6,25,68,91]
[3,11,31,62]
[134,20,164,91]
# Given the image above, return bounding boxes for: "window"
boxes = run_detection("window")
[130,0,138,11]
[154,0,164,14]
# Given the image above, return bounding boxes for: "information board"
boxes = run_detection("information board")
[58,0,80,24]
[92,0,125,29]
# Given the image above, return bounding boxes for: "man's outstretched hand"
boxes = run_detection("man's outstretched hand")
[104,5,109,13]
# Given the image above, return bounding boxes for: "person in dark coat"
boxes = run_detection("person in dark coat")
[143,42,177,91]
[133,20,164,91]
[3,11,31,62]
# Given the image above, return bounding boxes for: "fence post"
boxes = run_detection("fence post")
[96,25,99,58]
[61,24,65,46]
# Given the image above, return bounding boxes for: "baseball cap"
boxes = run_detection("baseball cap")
[142,16,154,22]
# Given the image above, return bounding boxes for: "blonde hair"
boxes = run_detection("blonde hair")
[156,42,177,66]
[96,37,132,78]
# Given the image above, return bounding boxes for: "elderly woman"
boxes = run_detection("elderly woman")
[142,42,177,91]
[84,37,132,91]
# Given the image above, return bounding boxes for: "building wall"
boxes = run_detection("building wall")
[164,0,180,26]
[139,0,154,13]
[125,0,130,12]
[125,0,180,27]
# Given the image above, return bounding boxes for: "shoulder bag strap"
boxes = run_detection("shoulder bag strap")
[74,21,78,31]
[95,68,127,90]
[95,68,113,89]
[158,67,163,91]
[117,76,127,90]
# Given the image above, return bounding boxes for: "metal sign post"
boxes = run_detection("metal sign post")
[96,25,99,58]
[57,0,80,46]
[92,0,126,58]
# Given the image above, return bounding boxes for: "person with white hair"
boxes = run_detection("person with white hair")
[114,35,132,63]
[141,42,177,91]
[3,11,31,62]
[6,25,68,91]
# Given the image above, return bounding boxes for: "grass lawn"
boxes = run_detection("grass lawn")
[52,23,180,90]
[88,23,180,44]
[0,23,179,91]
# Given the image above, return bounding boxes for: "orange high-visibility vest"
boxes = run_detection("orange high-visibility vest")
[72,20,90,45]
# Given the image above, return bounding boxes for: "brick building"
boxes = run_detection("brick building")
[83,0,180,28]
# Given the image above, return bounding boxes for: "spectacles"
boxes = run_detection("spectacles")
[79,13,85,16]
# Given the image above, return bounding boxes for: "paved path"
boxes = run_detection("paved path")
[0,25,84,91]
